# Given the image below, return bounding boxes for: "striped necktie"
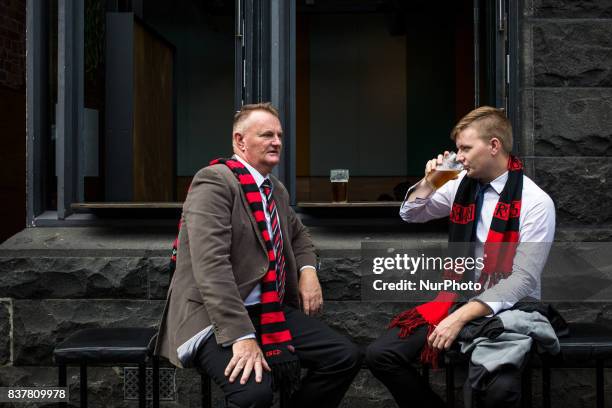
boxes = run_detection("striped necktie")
[472,183,491,241]
[261,179,286,303]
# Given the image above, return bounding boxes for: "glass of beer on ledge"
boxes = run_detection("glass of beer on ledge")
[330,169,349,202]
[426,152,463,190]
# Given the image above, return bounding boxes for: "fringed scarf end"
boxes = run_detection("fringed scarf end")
[272,359,302,399]
[389,307,427,338]
[419,324,440,369]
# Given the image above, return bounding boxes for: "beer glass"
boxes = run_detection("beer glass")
[426,152,463,189]
[330,169,349,202]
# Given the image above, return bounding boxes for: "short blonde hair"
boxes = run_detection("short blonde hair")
[451,106,513,152]
[233,102,280,133]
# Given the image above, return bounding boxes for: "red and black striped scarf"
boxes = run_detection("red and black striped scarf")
[389,156,523,367]
[210,158,301,395]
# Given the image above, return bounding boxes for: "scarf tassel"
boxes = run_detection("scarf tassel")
[389,307,426,338]
[271,359,302,399]
[388,308,441,368]
[419,325,439,368]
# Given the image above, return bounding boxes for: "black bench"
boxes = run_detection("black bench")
[55,323,608,407]
[54,327,160,408]
[444,322,612,408]
[541,323,612,408]
[169,322,612,408]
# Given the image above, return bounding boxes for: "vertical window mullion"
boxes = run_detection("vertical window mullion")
[473,0,480,108]
[26,0,49,224]
[507,0,520,153]
[268,0,295,200]
[287,0,296,202]
[235,0,245,110]
[244,0,255,103]
[494,0,507,109]
[57,0,83,219]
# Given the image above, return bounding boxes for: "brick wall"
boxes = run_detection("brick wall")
[0,0,26,91]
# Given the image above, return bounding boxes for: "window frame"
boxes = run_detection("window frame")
[26,0,519,225]
[26,0,50,225]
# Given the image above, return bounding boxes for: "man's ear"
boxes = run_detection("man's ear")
[489,137,502,155]
[233,132,246,152]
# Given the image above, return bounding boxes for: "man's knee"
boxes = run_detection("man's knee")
[319,339,363,375]
[365,341,396,373]
[227,382,274,408]
[364,342,382,370]
[336,340,363,372]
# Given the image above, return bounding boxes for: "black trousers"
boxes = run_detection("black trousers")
[365,326,523,408]
[196,306,363,408]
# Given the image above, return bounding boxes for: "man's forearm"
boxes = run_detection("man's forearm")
[428,300,492,350]
[406,178,435,203]
[453,300,493,323]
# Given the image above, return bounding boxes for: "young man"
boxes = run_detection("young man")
[156,103,362,408]
[366,106,556,407]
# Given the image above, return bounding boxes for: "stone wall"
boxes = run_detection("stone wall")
[2,227,612,407]
[518,4,612,405]
[0,245,228,407]
[0,228,411,408]
[2,0,612,406]
[522,0,612,229]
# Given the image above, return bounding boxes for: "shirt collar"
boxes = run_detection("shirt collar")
[487,171,508,195]
[233,155,270,189]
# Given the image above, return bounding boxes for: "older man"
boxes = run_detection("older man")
[156,103,361,408]
[366,106,556,408]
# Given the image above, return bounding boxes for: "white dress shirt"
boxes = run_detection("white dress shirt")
[177,156,314,365]
[400,170,556,315]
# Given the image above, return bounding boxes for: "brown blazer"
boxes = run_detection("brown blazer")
[155,163,317,367]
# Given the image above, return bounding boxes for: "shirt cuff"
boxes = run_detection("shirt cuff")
[222,333,256,347]
[482,301,503,316]
[399,185,434,219]
[299,265,316,272]
[401,183,434,207]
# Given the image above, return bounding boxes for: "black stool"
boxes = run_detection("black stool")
[53,327,159,408]
[541,323,612,408]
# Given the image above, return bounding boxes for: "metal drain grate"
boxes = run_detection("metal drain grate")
[124,367,176,401]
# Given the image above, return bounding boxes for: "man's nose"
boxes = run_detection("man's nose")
[272,135,282,145]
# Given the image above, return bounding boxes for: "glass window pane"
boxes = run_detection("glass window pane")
[47,0,58,210]
[296,0,475,203]
[79,0,235,204]
[144,0,235,202]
